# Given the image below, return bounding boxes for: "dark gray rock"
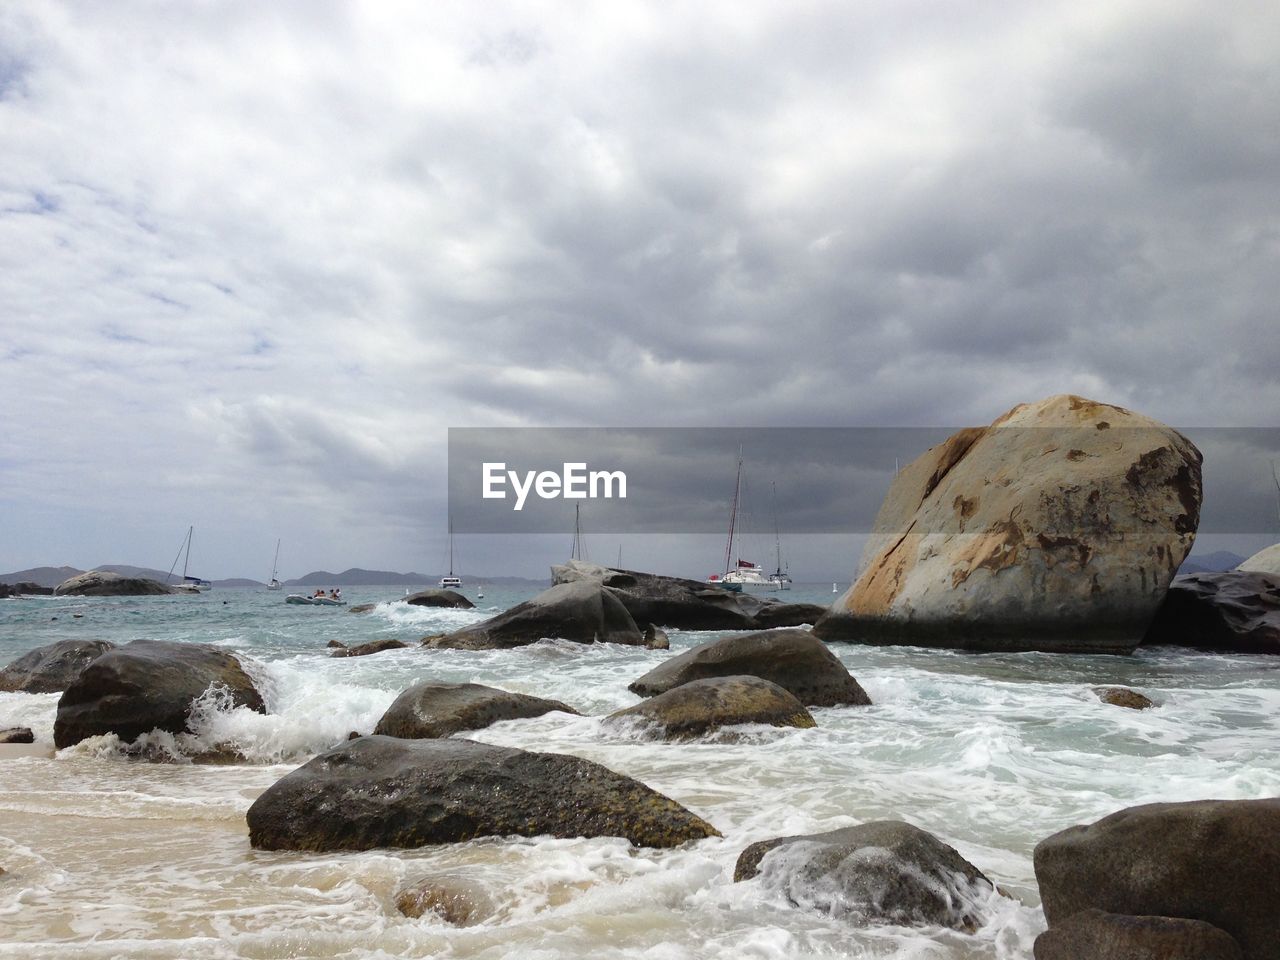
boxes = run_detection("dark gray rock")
[245,735,720,851]
[403,589,474,609]
[0,639,116,693]
[735,821,994,931]
[330,638,407,658]
[373,682,578,739]
[1143,571,1280,654]
[53,571,175,596]
[0,581,54,597]
[1093,686,1155,709]
[54,640,266,749]
[644,624,670,650]
[1034,798,1280,960]
[0,727,35,744]
[628,628,871,707]
[347,603,376,614]
[1034,909,1243,960]
[426,580,642,649]
[606,676,814,739]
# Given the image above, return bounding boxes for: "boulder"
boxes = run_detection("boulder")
[644,623,670,650]
[0,639,116,693]
[53,570,176,596]
[347,603,376,614]
[735,821,994,931]
[0,727,35,744]
[1143,571,1280,654]
[1034,798,1280,960]
[395,875,495,925]
[326,639,346,649]
[606,676,815,739]
[425,580,643,649]
[329,638,407,658]
[245,735,720,851]
[1093,686,1154,709]
[53,639,266,749]
[628,629,871,707]
[815,395,1202,655]
[402,589,474,609]
[373,682,578,739]
[553,559,828,631]
[0,581,54,598]
[1033,908,1243,960]
[1238,543,1280,577]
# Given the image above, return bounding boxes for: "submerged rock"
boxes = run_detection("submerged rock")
[0,639,116,693]
[373,682,578,739]
[644,623,670,650]
[402,589,474,609]
[735,821,994,931]
[53,639,266,749]
[628,629,871,707]
[1142,571,1280,654]
[330,638,407,658]
[815,394,1202,655]
[1034,798,1280,960]
[425,580,643,649]
[1093,686,1155,709]
[395,875,495,925]
[347,603,376,614]
[53,570,176,596]
[607,676,814,739]
[246,735,720,851]
[1033,908,1243,960]
[0,727,35,744]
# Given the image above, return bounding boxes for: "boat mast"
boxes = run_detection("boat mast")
[448,517,454,576]
[270,539,280,582]
[182,526,193,580]
[772,481,783,577]
[571,503,586,561]
[724,451,742,576]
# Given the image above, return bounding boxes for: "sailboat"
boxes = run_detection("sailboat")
[166,526,211,593]
[266,539,282,591]
[439,518,462,589]
[706,452,764,591]
[570,503,588,562]
[767,481,792,590]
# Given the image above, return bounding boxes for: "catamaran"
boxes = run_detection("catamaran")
[166,526,211,593]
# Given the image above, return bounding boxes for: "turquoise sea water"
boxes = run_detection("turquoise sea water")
[2,584,1279,959]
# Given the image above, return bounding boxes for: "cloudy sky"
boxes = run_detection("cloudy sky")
[1,0,1278,581]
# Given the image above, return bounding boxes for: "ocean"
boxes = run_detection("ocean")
[2,584,1279,959]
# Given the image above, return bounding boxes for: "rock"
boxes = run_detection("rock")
[1034,798,1280,960]
[1143,571,1280,654]
[735,821,994,931]
[53,639,267,749]
[0,727,35,744]
[53,570,176,596]
[245,735,720,851]
[628,629,870,707]
[395,875,495,925]
[373,682,579,739]
[402,589,474,609]
[326,639,346,649]
[1238,543,1280,577]
[0,581,54,598]
[425,580,643,649]
[330,638,407,658]
[644,624,670,650]
[606,676,815,739]
[1093,686,1155,709]
[815,395,1202,655]
[553,559,829,631]
[347,603,376,614]
[0,639,116,693]
[1033,908,1243,960]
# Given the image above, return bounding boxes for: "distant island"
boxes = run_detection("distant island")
[0,564,550,589]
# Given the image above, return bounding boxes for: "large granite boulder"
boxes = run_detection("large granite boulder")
[53,571,176,596]
[1142,571,1280,654]
[628,628,871,707]
[373,682,578,739]
[425,580,643,649]
[735,821,995,931]
[246,735,720,851]
[815,395,1202,654]
[1238,543,1280,577]
[53,639,266,748]
[1034,798,1280,960]
[0,639,116,693]
[1034,908,1243,960]
[402,589,474,609]
[553,560,827,631]
[606,676,814,739]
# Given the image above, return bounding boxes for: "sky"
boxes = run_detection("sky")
[1,0,1278,581]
